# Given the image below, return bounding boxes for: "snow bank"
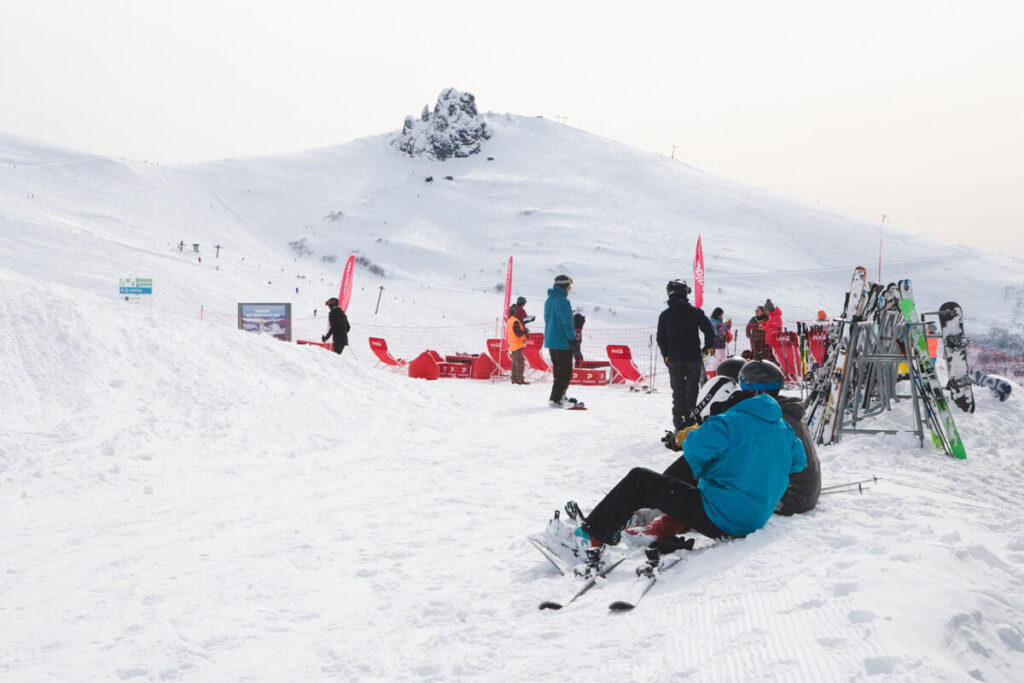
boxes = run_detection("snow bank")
[2,121,1024,681]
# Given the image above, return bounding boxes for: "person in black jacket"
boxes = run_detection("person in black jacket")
[572,310,586,368]
[322,297,351,355]
[656,279,715,433]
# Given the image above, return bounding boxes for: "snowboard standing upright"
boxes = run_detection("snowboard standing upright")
[897,281,966,459]
[937,301,975,413]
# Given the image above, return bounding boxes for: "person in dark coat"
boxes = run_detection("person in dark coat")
[322,297,351,355]
[572,310,586,368]
[775,395,821,515]
[746,305,769,358]
[657,279,715,432]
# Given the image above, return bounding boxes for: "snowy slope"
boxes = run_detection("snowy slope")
[2,120,1024,681]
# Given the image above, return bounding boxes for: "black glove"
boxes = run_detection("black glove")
[322,334,328,342]
[569,340,580,353]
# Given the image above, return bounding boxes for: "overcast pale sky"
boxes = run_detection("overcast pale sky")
[2,0,1023,258]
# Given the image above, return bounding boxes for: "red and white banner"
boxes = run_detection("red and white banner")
[339,254,355,311]
[693,235,705,308]
[501,256,513,339]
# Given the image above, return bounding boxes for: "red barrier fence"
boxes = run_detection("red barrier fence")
[968,346,1024,378]
[202,308,1022,386]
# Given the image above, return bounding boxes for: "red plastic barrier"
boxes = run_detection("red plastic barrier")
[571,367,607,385]
[297,339,333,351]
[407,351,440,380]
[471,353,497,379]
[807,329,827,365]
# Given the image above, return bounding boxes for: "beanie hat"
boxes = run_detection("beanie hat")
[554,274,572,288]
[763,299,775,314]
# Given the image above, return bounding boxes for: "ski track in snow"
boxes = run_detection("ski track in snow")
[2,123,1024,681]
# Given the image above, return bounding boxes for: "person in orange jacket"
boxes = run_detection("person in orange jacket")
[508,296,530,384]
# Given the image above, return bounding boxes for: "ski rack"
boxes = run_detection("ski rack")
[832,319,925,446]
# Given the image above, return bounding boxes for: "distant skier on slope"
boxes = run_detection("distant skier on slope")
[321,297,351,355]
[542,362,806,562]
[657,279,714,438]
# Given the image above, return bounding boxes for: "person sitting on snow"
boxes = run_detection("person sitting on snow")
[639,360,820,545]
[543,360,806,563]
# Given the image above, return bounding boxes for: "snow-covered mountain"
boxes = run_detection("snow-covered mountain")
[2,113,1022,332]
[2,116,1024,681]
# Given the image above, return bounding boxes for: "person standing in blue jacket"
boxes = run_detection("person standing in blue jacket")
[543,366,806,558]
[544,274,579,407]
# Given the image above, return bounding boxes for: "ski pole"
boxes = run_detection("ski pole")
[821,484,872,496]
[820,476,878,493]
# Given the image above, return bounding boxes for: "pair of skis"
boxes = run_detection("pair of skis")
[804,266,871,444]
[530,534,696,612]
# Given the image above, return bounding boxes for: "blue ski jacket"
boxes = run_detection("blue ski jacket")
[683,394,807,537]
[543,287,576,350]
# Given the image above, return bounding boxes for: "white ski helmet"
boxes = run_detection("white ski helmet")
[692,375,739,424]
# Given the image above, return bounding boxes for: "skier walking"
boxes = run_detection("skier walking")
[657,279,715,436]
[321,297,351,355]
[544,360,806,560]
[544,275,579,407]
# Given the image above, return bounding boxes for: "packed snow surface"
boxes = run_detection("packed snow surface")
[2,117,1024,681]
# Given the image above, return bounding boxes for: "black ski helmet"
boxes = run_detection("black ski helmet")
[666,279,690,299]
[516,296,527,306]
[325,297,340,308]
[715,356,746,382]
[738,360,784,395]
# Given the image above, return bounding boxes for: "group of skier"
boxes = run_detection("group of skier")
[540,275,821,568]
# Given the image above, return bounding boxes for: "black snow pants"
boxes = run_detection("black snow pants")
[583,467,725,544]
[668,360,704,430]
[548,348,573,402]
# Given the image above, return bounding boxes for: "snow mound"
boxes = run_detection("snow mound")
[393,87,491,160]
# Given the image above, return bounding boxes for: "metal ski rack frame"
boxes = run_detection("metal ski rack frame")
[833,319,925,446]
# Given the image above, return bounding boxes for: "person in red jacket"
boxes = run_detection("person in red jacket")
[759,299,782,365]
